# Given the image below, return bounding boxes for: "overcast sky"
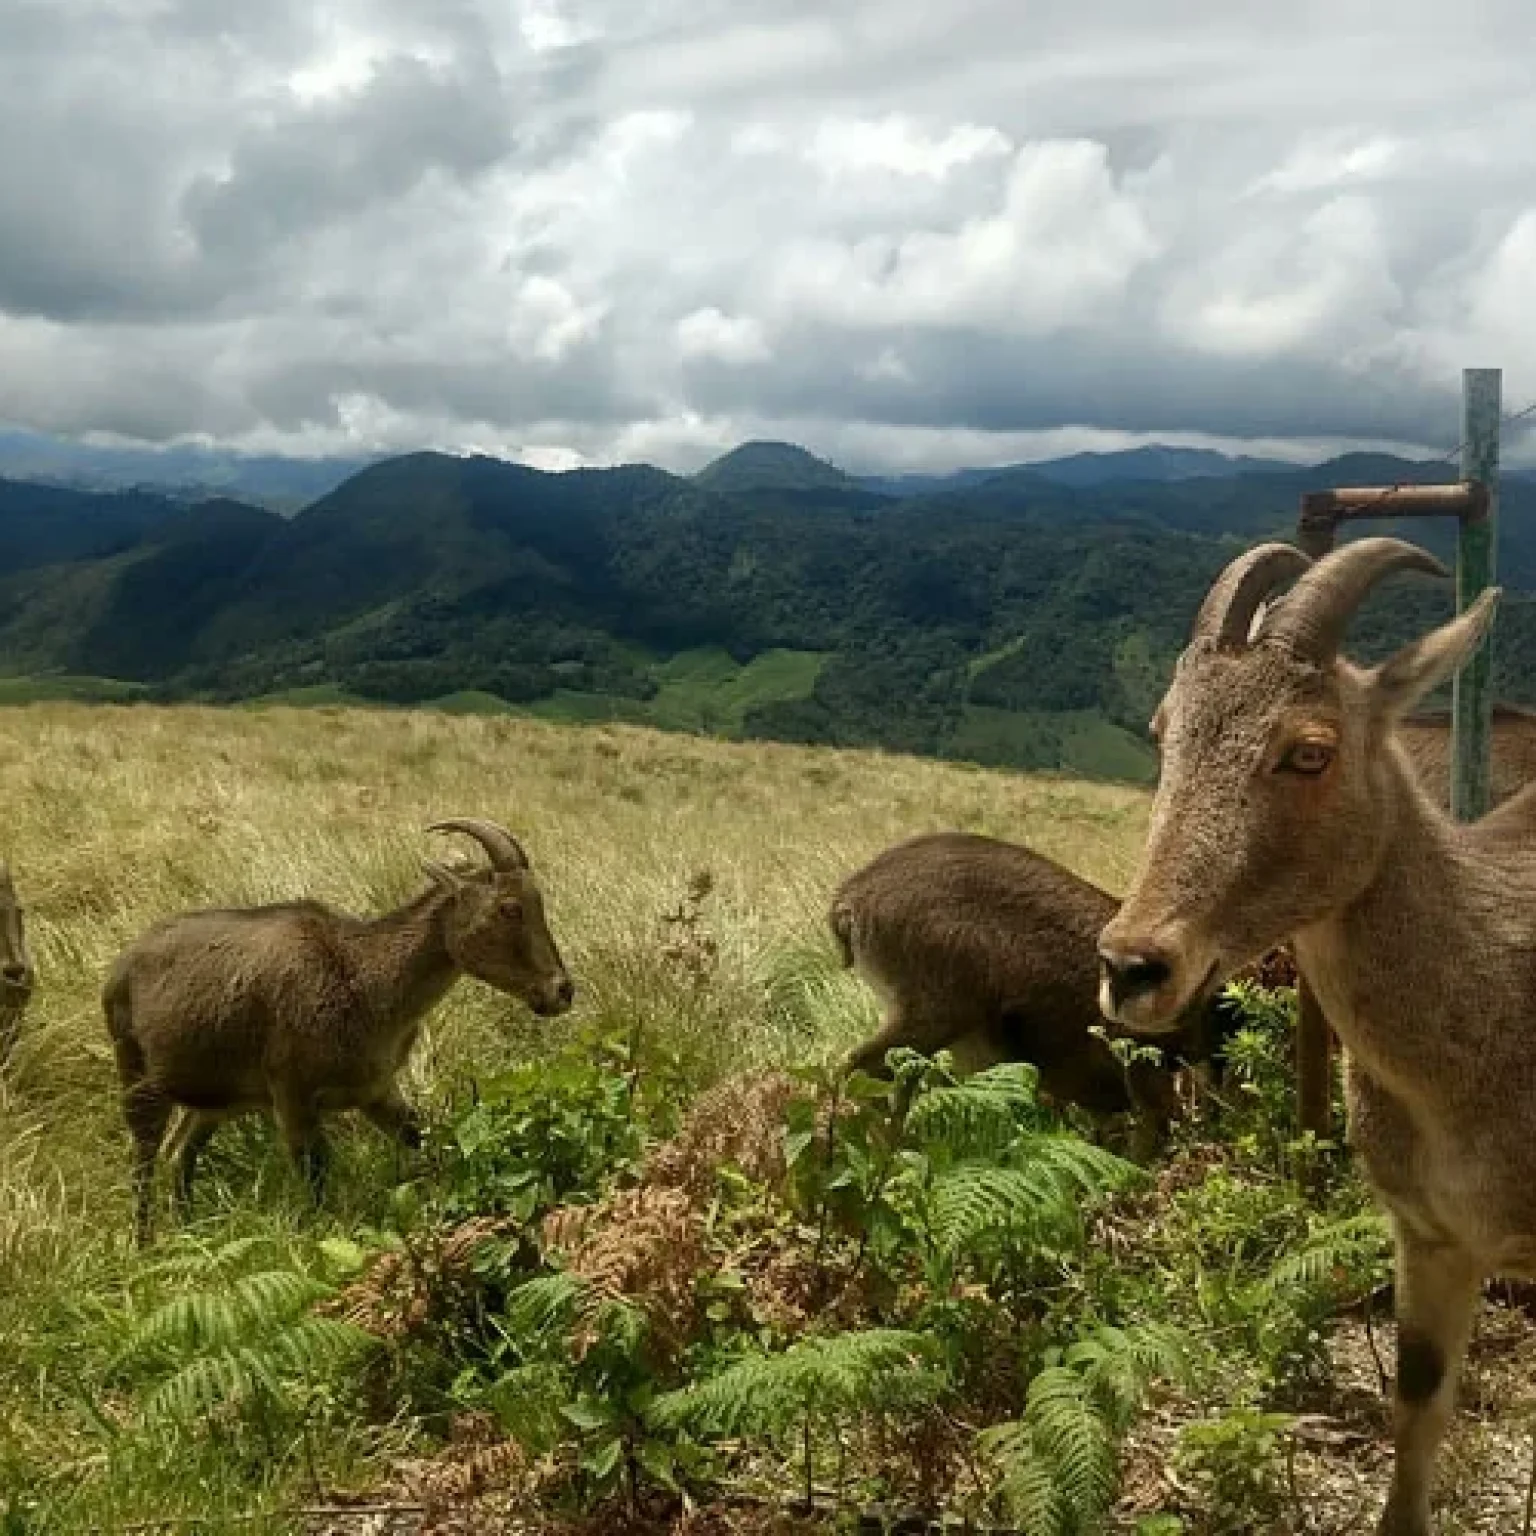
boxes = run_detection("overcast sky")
[2,0,1534,472]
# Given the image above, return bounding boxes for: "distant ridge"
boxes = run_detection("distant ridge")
[0,426,372,513]
[694,440,863,495]
[3,440,1534,786]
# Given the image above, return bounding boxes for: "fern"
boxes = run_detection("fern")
[648,1328,944,1439]
[903,1062,1048,1157]
[112,1243,375,1429]
[930,1135,1139,1257]
[981,1370,1114,1536]
[1261,1212,1390,1301]
[123,1271,333,1361]
[1065,1321,1200,1430]
[144,1318,367,1421]
[981,1321,1198,1534]
[499,1272,585,1339]
[134,1233,281,1287]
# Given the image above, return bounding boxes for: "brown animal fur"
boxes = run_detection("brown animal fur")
[0,861,35,1064]
[104,818,574,1244]
[831,832,1241,1156]
[1097,536,1524,1535]
[1397,702,1536,809]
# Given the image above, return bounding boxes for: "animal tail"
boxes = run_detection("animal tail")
[827,899,857,969]
[102,972,147,1082]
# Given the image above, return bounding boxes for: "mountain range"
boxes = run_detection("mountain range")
[1,435,1530,783]
[0,427,1310,511]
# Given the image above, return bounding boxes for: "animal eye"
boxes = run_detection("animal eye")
[1279,740,1333,775]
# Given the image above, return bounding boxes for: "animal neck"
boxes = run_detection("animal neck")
[1292,743,1490,1089]
[346,885,462,1040]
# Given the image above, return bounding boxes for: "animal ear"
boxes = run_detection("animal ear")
[421,857,466,891]
[1369,587,1501,721]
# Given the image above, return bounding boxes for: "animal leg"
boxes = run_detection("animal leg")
[1377,1230,1481,1536]
[842,1005,955,1080]
[163,1110,220,1219]
[272,1090,330,1206]
[361,1087,424,1151]
[1125,1058,1181,1163]
[122,1081,173,1248]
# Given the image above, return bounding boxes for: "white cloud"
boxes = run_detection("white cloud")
[768,139,1158,333]
[1,0,1535,470]
[675,307,771,364]
[1169,196,1401,359]
[807,115,1011,179]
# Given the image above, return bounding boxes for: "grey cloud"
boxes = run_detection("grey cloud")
[184,53,516,263]
[0,0,1533,465]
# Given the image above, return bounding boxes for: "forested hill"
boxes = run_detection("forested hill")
[2,443,1533,783]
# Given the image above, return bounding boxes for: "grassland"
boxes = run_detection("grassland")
[0,703,1152,1526]
[0,704,1531,1533]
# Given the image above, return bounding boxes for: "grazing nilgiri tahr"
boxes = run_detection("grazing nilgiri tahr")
[104,818,575,1244]
[0,861,36,1064]
[831,832,1241,1154]
[1095,535,1529,1536]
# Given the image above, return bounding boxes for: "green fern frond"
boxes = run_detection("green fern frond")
[500,1272,585,1340]
[123,1270,333,1364]
[930,1136,1136,1257]
[1012,1133,1142,1200]
[1065,1321,1198,1431]
[931,1164,1082,1255]
[144,1344,283,1422]
[904,1063,1045,1155]
[261,1317,375,1374]
[138,1316,373,1424]
[981,1369,1115,1535]
[136,1234,278,1286]
[648,1328,943,1439]
[1025,1367,1118,1526]
[981,1321,1197,1533]
[1262,1213,1390,1300]
[978,1421,1068,1536]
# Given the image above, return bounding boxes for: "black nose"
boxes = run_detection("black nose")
[556,976,575,1007]
[1,963,28,988]
[1099,948,1172,1010]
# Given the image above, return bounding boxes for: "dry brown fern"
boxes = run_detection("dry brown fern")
[641,1069,805,1200]
[324,1216,520,1341]
[541,1184,707,1363]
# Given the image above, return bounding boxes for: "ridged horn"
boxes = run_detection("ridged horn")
[1257,536,1449,662]
[426,817,530,871]
[1192,543,1313,651]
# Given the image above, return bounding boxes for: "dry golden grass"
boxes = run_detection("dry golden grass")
[0,701,1150,1520]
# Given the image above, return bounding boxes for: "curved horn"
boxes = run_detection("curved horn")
[1192,543,1313,651]
[1257,536,1449,662]
[426,817,530,871]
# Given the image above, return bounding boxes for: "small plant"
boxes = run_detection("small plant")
[650,1328,946,1509]
[658,869,720,988]
[436,1026,655,1224]
[1174,1407,1297,1534]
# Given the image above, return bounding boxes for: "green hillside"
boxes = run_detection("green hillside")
[1,444,1532,783]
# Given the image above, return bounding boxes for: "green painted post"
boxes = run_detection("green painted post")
[1451,368,1501,822]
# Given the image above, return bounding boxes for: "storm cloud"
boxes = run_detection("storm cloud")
[1,0,1533,470]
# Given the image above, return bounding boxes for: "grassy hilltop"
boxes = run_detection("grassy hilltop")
[1,705,1533,1533]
